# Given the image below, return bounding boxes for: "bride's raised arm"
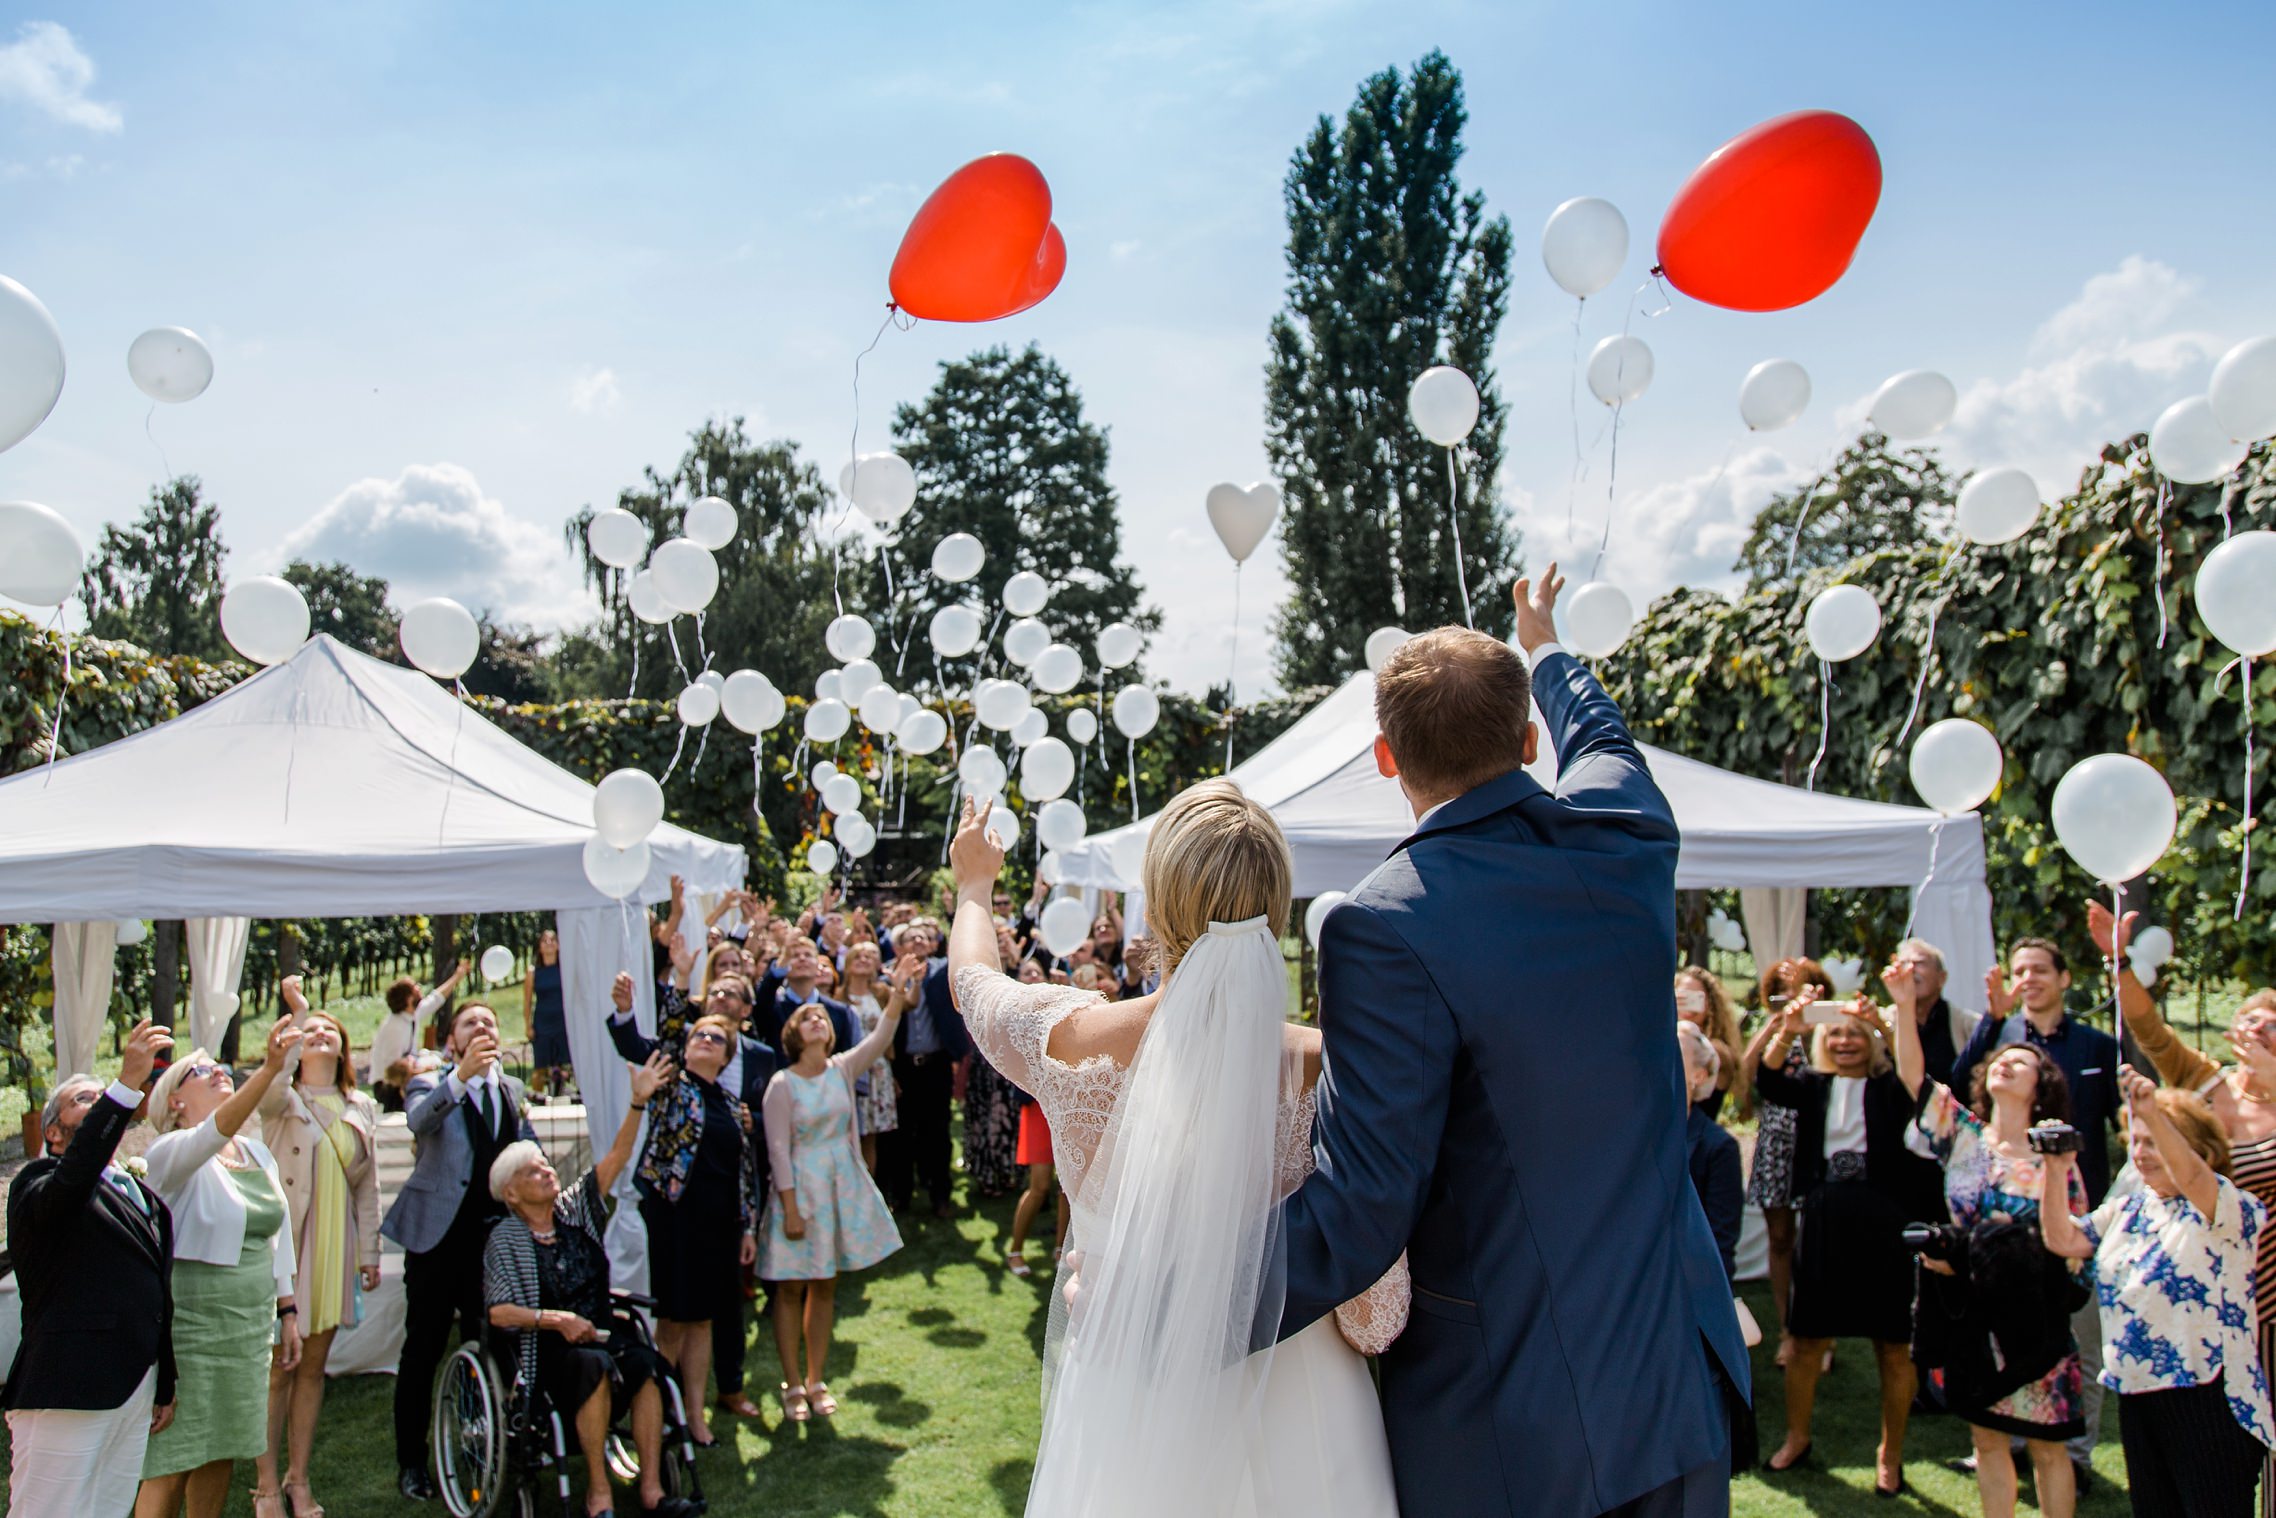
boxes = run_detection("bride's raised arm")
[947,795,1006,990]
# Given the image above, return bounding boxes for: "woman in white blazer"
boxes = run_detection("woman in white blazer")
[135,1016,305,1518]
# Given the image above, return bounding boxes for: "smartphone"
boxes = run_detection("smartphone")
[1802,1003,1852,1026]
[1676,986,1708,1016]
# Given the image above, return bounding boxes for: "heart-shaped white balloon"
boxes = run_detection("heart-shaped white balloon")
[1205,482,1281,565]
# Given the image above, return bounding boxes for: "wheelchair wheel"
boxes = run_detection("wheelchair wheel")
[433,1342,513,1518]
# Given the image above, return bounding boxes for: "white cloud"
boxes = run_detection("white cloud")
[0,22,122,133]
[1518,446,1810,597]
[569,365,620,415]
[275,463,589,628]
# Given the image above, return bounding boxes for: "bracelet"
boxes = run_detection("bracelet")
[629,1102,648,1112]
[277,1305,297,1319]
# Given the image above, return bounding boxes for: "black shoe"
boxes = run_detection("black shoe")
[1875,1470,1907,1499]
[398,1467,437,1502]
[2072,1461,2095,1497]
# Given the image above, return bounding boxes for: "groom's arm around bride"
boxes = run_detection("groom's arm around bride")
[1277,570,1750,1518]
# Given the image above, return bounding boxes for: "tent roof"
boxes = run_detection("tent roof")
[1060,671,1983,898]
[0,634,745,922]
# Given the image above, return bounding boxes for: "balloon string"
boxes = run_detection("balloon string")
[1445,449,1475,629]
[692,718,712,775]
[695,612,710,671]
[666,621,690,683]
[836,307,899,618]
[144,403,173,483]
[751,739,765,824]
[1566,298,1586,530]
[2242,654,2258,923]
[661,721,690,786]
[1595,401,1624,584]
[438,679,467,843]
[2153,476,2171,650]
[1806,657,1832,794]
[40,608,71,786]
[1903,816,1946,941]
[1894,542,1965,753]
[2221,473,2239,541]
[1225,562,1242,771]
[2111,882,2125,1035]
[1127,737,1139,824]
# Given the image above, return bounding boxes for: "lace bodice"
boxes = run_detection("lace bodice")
[956,965,1408,1355]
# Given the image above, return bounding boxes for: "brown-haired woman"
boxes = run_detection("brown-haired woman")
[1674,966,1741,1120]
[1739,956,1836,1368]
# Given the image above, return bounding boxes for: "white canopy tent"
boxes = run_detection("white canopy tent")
[1059,672,1997,995]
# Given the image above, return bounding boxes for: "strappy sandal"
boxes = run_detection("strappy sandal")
[252,1490,288,1518]
[806,1381,838,1418]
[283,1480,326,1518]
[1007,1252,1032,1278]
[780,1382,810,1422]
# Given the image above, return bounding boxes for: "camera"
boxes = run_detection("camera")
[2026,1122,2082,1156]
[1900,1222,1968,1265]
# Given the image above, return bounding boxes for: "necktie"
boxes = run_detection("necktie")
[475,1081,495,1136]
[107,1167,148,1215]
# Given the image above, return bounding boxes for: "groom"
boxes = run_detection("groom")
[1278,568,1749,1518]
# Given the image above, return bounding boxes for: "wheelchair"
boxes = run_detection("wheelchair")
[431,1291,706,1518]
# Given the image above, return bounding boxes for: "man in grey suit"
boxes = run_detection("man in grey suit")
[380,1001,536,1500]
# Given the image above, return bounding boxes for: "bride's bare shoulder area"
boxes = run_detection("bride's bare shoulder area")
[1043,988,1155,1069]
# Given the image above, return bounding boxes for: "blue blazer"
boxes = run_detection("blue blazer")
[1278,650,1749,1518]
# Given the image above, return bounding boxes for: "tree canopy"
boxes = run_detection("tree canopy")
[1732,432,1959,591]
[80,477,229,661]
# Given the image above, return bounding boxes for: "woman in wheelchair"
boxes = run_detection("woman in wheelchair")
[482,1053,692,1518]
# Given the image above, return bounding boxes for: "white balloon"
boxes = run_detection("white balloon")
[932,532,985,583]
[127,327,214,403]
[582,835,652,900]
[1096,621,1142,669]
[2132,925,2176,971]
[1868,369,1957,440]
[676,682,719,727]
[0,276,66,453]
[1956,468,2042,546]
[1022,736,1076,800]
[2196,531,2276,657]
[1364,626,1411,673]
[1738,359,1811,432]
[1003,617,1051,666]
[1304,891,1347,949]
[839,658,883,706]
[2133,957,2160,990]
[1112,685,1159,740]
[837,813,877,859]
[1036,798,1087,852]
[1110,828,1149,888]
[219,577,310,666]
[627,569,672,625]
[0,501,83,607]
[1003,571,1051,617]
[899,693,922,724]
[1067,707,1099,745]
[399,597,480,679]
[897,707,948,755]
[1908,718,2003,815]
[958,745,1008,795]
[587,507,649,569]
[2209,336,2276,443]
[844,452,919,526]
[984,802,1022,850]
[1205,482,1281,563]
[480,945,515,983]
[698,669,725,692]
[976,679,1031,732]
[1540,197,1628,299]
[683,495,737,551]
[1586,336,1653,406]
[826,614,877,662]
[593,768,665,848]
[1037,849,1066,886]
[1408,366,1481,446]
[811,760,840,789]
[1012,708,1049,748]
[1562,583,1635,658]
[1031,643,1084,695]
[930,604,982,658]
[1040,897,1092,958]
[814,669,843,704]
[114,918,149,948]
[2149,395,2248,485]
[2052,753,2177,884]
[804,698,851,743]
[1823,956,1867,998]
[649,538,719,614]
[859,683,902,734]
[721,670,784,734]
[821,773,863,815]
[806,839,840,877]
[1804,584,1881,663]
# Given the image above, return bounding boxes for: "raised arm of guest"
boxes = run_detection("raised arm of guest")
[1882,962,1927,1099]
[2088,898,2218,1091]
[839,961,913,1079]
[593,1052,673,1198]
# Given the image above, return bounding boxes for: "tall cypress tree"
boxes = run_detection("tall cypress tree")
[1266,51,1517,687]
[80,476,231,660]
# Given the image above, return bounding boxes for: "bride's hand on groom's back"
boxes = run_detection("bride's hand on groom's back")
[950,794,1006,893]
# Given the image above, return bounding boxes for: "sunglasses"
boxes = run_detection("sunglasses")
[180,1061,227,1081]
[687,1029,730,1047]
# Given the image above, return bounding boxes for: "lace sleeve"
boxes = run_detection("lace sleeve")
[954,964,1097,1096]
[1331,1251,1410,1356]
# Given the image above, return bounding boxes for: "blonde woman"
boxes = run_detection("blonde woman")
[257,977,381,1518]
[1674,966,1741,1120]
[838,940,900,1173]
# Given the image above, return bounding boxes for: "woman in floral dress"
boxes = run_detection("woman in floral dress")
[1740,957,1836,1368]
[839,940,899,1174]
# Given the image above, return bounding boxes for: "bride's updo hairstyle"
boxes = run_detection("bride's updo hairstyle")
[1139,779,1293,975]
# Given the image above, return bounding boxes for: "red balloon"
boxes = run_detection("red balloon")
[1655,111,1881,313]
[890,154,1064,323]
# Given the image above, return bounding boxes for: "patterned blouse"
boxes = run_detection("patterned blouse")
[634,985,757,1232]
[2083,1176,2275,1449]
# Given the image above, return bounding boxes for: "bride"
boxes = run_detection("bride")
[948,781,1406,1516]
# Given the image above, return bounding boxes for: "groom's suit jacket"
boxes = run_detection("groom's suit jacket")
[1278,648,1749,1518]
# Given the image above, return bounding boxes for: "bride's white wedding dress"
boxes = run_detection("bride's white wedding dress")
[959,959,1406,1516]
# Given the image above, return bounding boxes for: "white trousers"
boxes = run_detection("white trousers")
[5,1366,157,1518]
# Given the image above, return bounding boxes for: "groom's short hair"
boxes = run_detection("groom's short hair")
[1375,628,1532,798]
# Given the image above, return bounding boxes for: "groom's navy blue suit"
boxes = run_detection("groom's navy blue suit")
[1278,648,1749,1518]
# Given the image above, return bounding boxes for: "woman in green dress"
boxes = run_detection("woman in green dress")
[136,1016,306,1518]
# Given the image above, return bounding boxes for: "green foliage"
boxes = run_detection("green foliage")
[1267,49,1519,685]
[1731,432,1959,592]
[80,476,231,660]
[283,558,396,657]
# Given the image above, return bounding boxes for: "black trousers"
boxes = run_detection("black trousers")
[711,1289,747,1396]
[1597,1454,1730,1518]
[394,1210,494,1470]
[2120,1384,2265,1518]
[889,1055,955,1211]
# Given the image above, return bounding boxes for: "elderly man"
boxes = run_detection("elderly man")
[1890,939,1981,1089]
[4,1021,175,1518]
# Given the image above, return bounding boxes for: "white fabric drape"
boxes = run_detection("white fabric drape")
[558,903,653,1295]
[49,920,118,1082]
[1911,876,1997,1025]
[1739,888,1807,975]
[184,916,251,1054]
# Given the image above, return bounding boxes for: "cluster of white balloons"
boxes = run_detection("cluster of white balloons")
[587,767,666,899]
[2148,335,2276,483]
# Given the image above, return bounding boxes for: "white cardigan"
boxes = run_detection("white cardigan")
[144,1113,298,1300]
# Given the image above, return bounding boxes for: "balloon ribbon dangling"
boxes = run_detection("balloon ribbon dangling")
[437,679,469,844]
[1225,562,1242,771]
[39,607,72,786]
[2153,476,2172,650]
[1902,816,1946,941]
[660,717,690,786]
[666,620,690,683]
[1893,542,1964,752]
[625,573,641,701]
[1128,737,1140,825]
[1806,657,1833,794]
[1565,298,1586,529]
[1444,449,1474,630]
[692,715,712,775]
[2240,654,2258,923]
[2110,882,2126,1035]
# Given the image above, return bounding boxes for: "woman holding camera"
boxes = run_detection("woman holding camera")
[2041,1065,2274,1518]
[1747,985,1942,1492]
[1741,957,1838,1370]
[1675,967,1741,1121]
[1885,964,2087,1518]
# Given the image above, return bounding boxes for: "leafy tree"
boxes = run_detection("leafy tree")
[464,618,553,704]
[1266,50,1519,686]
[80,477,229,660]
[881,346,1157,687]
[1732,432,1959,591]
[282,559,395,656]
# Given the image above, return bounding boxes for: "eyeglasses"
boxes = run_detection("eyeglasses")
[180,1062,226,1081]
[687,1029,729,1047]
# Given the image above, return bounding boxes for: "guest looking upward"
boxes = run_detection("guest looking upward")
[1674,967,1741,1121]
[1740,955,1836,1371]
[1890,938,1981,1089]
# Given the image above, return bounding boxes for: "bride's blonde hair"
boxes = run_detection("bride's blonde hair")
[1139,779,1292,975]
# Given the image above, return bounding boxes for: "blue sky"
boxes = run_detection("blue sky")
[4,0,2272,696]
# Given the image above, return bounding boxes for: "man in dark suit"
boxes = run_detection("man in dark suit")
[1278,570,1750,1518]
[880,921,968,1218]
[4,1020,177,1518]
[758,941,859,1056]
[380,1001,537,1500]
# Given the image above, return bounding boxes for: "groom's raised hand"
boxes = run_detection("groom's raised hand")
[1512,562,1566,656]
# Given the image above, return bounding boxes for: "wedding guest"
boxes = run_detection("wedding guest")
[896,924,971,1220]
[760,964,911,1421]
[1739,956,1836,1369]
[257,979,381,1518]
[1675,967,1741,1121]
[761,942,859,1058]
[4,1022,176,1518]
[137,1019,305,1518]
[1748,988,1942,1493]
[1890,938,1981,1089]
[522,927,571,1099]
[2042,1067,2274,1518]
[1678,1021,1742,1287]
[840,941,900,1174]
[368,958,469,1090]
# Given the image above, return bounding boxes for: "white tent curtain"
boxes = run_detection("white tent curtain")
[1738,888,1807,978]
[49,920,118,1082]
[185,915,251,1054]
[559,903,654,1294]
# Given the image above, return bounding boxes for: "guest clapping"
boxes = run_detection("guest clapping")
[136,1018,305,1518]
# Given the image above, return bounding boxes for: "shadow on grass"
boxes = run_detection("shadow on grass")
[990,1457,1036,1515]
[845,1380,932,1429]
